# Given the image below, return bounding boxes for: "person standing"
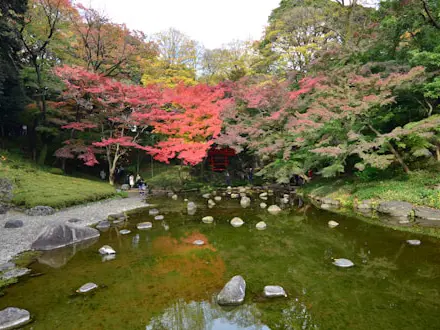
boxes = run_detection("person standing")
[225,170,231,186]
[248,167,254,185]
[100,170,106,180]
[129,174,135,189]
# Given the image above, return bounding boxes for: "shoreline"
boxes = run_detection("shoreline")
[0,196,147,264]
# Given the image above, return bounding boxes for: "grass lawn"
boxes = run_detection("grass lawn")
[300,170,440,209]
[0,151,116,209]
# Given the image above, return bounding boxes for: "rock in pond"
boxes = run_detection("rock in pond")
[202,193,211,199]
[25,206,55,216]
[356,200,373,210]
[259,192,268,199]
[98,245,116,255]
[320,204,331,210]
[0,307,31,330]
[108,213,126,221]
[76,282,98,293]
[230,217,244,228]
[171,194,178,200]
[230,193,239,199]
[267,205,281,215]
[202,216,214,224]
[96,220,111,230]
[4,220,23,229]
[377,201,413,217]
[217,275,246,306]
[332,258,354,268]
[119,229,131,235]
[263,285,287,298]
[193,240,205,246]
[137,222,152,230]
[31,223,100,251]
[154,215,164,221]
[328,220,339,228]
[208,199,216,207]
[187,202,197,212]
[149,209,159,216]
[214,196,222,202]
[406,239,421,246]
[260,202,267,209]
[1,268,31,280]
[240,196,251,208]
[256,221,267,230]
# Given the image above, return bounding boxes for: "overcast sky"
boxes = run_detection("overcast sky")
[88,0,280,49]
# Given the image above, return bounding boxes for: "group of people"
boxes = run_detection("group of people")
[99,169,147,197]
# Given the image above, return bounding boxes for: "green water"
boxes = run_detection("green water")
[2,194,440,330]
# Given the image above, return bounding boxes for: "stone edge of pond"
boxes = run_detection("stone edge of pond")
[302,193,440,239]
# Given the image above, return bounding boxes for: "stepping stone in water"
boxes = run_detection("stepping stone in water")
[154,215,164,221]
[217,275,246,306]
[332,258,354,268]
[406,239,421,246]
[256,221,267,230]
[263,285,287,298]
[1,268,31,280]
[149,209,159,216]
[98,245,116,255]
[193,240,205,246]
[77,282,98,293]
[230,217,244,227]
[214,196,222,202]
[0,307,31,330]
[202,216,214,224]
[328,220,339,228]
[119,229,131,235]
[137,222,152,230]
[260,203,267,209]
[267,205,282,215]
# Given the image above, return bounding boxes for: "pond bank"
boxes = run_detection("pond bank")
[0,196,146,264]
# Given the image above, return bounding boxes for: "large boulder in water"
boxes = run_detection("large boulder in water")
[217,275,246,306]
[31,223,100,251]
[0,307,31,330]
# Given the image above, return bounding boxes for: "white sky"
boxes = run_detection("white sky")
[88,0,281,49]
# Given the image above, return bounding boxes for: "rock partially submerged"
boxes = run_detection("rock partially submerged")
[230,217,244,227]
[240,196,251,208]
[154,215,164,221]
[377,201,413,217]
[260,202,267,209]
[193,240,205,246]
[149,209,159,216]
[328,220,339,228]
[256,221,267,230]
[214,196,222,202]
[414,206,440,222]
[98,245,116,255]
[267,205,281,215]
[263,285,287,298]
[137,222,152,230]
[119,229,131,235]
[406,239,421,246]
[202,216,214,224]
[332,258,354,268]
[0,307,31,330]
[31,223,100,251]
[77,282,98,293]
[217,275,246,306]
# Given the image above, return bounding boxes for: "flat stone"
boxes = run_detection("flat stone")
[4,220,23,229]
[333,258,354,268]
[263,285,287,298]
[256,221,267,230]
[193,240,205,246]
[31,223,100,251]
[414,206,440,221]
[321,198,340,206]
[230,217,244,227]
[77,282,98,293]
[356,200,373,210]
[406,239,421,246]
[328,220,339,228]
[108,213,126,221]
[202,216,214,224]
[112,219,124,225]
[202,193,211,199]
[208,199,216,206]
[321,204,331,210]
[259,192,268,198]
[377,201,413,217]
[98,245,116,255]
[0,307,31,330]
[25,206,55,216]
[119,229,131,235]
[217,275,246,306]
[0,262,15,272]
[149,209,159,216]
[267,205,281,215]
[1,268,31,280]
[137,222,152,230]
[96,220,111,230]
[154,215,164,221]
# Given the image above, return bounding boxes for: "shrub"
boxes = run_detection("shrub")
[49,168,64,175]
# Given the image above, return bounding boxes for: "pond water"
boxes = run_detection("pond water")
[2,193,440,330]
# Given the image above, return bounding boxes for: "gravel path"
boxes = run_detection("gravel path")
[0,197,146,264]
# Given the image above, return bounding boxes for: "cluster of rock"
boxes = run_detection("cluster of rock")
[217,275,287,306]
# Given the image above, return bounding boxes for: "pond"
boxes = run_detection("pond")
[1,192,440,330]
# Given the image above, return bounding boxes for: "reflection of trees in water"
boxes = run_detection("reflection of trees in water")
[145,299,269,330]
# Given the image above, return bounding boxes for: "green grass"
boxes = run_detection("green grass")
[0,151,116,209]
[300,169,440,209]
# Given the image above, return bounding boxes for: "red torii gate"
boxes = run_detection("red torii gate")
[207,147,236,172]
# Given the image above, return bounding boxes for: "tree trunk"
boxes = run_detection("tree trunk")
[436,145,440,162]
